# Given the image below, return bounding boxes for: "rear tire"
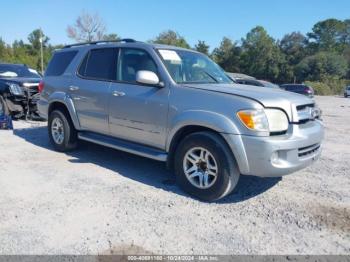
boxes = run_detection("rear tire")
[174,131,240,202]
[48,110,77,152]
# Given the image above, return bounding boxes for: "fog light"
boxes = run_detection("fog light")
[271,151,279,164]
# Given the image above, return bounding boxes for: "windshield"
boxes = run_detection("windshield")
[157,49,233,84]
[0,64,41,78]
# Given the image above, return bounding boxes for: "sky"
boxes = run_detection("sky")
[0,0,349,49]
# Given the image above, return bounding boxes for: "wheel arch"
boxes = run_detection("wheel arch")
[48,95,80,130]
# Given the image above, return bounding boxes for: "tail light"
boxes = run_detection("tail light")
[38,80,44,93]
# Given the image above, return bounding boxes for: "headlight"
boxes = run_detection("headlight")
[7,82,24,96]
[237,109,289,133]
[237,109,269,131]
[265,109,289,132]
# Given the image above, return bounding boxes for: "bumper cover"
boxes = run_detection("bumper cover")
[223,120,324,177]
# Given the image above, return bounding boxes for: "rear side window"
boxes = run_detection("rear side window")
[45,51,78,76]
[79,48,118,81]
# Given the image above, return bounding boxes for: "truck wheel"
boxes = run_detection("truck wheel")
[48,110,77,152]
[0,95,9,116]
[174,131,240,201]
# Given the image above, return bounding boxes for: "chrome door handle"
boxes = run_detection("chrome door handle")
[112,91,125,97]
[69,85,79,91]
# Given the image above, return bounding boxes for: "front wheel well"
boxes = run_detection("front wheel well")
[167,125,223,170]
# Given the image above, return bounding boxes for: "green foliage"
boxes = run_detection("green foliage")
[0,29,59,72]
[305,78,350,95]
[151,30,190,48]
[240,26,286,82]
[296,52,348,81]
[307,18,349,52]
[304,81,332,95]
[103,34,121,41]
[212,37,241,72]
[195,40,209,55]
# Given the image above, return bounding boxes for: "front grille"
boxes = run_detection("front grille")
[22,84,39,99]
[27,85,39,98]
[295,103,321,124]
[296,103,314,111]
[298,143,320,157]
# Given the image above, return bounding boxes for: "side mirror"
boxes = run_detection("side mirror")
[136,70,162,86]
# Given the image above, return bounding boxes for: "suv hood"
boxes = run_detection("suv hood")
[183,83,314,122]
[0,77,41,85]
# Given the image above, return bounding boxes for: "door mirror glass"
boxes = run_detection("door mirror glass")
[136,70,160,85]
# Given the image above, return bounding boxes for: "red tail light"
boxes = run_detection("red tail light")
[38,81,44,93]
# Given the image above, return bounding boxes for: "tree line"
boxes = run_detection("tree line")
[0,12,349,95]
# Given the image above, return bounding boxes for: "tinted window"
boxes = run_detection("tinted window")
[283,85,296,91]
[118,49,158,83]
[82,48,118,81]
[45,51,77,76]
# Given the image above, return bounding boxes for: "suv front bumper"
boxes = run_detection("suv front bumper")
[223,120,324,177]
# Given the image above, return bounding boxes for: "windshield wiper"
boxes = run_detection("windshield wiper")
[202,70,219,83]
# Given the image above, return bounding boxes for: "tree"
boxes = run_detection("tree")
[307,19,348,52]
[67,11,107,42]
[212,37,241,72]
[151,30,190,48]
[195,40,209,55]
[295,52,348,81]
[103,33,121,41]
[240,26,286,81]
[28,29,49,51]
[280,32,308,65]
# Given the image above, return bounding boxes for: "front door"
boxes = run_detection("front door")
[108,48,169,149]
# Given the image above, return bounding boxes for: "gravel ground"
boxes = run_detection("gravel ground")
[0,96,349,255]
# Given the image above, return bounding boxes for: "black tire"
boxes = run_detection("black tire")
[0,95,9,116]
[174,131,240,202]
[48,110,77,152]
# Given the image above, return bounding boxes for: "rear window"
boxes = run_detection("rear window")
[78,48,118,81]
[45,51,78,76]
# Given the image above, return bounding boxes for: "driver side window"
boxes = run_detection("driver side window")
[118,49,158,83]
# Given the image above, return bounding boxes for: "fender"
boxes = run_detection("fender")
[166,110,240,151]
[166,110,250,174]
[48,92,81,130]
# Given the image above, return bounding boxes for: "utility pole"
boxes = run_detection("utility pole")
[39,28,44,75]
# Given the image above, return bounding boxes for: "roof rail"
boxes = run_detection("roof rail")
[63,38,137,48]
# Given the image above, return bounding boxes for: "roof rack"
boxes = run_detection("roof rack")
[63,38,137,48]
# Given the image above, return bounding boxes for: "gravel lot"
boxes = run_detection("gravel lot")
[0,96,349,255]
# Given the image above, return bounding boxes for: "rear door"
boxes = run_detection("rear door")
[71,48,118,134]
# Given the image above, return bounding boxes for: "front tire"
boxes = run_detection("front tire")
[174,131,240,201]
[48,110,77,152]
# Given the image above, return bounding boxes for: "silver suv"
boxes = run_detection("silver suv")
[38,39,324,201]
